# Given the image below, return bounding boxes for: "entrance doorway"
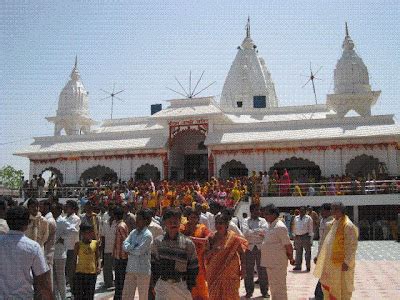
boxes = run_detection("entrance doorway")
[169,129,208,181]
[184,154,208,181]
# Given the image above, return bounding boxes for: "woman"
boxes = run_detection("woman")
[180,208,212,300]
[260,204,295,300]
[205,214,248,300]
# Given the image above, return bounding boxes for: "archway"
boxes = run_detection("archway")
[345,155,387,178]
[219,160,249,179]
[169,129,208,181]
[135,164,160,181]
[40,167,63,184]
[269,157,321,181]
[80,165,118,183]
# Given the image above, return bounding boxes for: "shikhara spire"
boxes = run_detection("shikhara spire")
[345,21,349,37]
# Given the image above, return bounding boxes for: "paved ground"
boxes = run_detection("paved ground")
[78,241,400,300]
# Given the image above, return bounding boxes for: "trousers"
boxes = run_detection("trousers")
[244,246,269,296]
[53,258,66,299]
[154,279,192,300]
[294,235,312,269]
[122,272,151,300]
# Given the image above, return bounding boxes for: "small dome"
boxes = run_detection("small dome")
[334,23,371,94]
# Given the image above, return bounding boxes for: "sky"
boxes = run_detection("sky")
[1,0,399,177]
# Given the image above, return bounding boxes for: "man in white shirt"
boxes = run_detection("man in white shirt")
[64,200,81,290]
[201,203,215,232]
[40,199,57,291]
[101,207,116,288]
[242,204,269,298]
[0,197,9,234]
[52,202,68,300]
[292,206,313,271]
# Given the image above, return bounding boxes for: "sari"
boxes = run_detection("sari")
[205,230,248,300]
[180,223,212,300]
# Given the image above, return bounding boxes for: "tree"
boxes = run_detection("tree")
[0,165,24,189]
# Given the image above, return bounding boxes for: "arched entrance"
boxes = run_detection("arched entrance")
[269,157,321,181]
[219,160,249,179]
[169,129,208,181]
[135,164,160,181]
[40,167,63,184]
[80,165,118,183]
[345,155,387,178]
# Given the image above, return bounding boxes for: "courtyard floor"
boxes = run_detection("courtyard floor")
[81,240,400,300]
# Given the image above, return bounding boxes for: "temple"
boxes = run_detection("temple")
[15,22,400,184]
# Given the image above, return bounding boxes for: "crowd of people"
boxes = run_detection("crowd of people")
[20,169,400,202]
[0,183,359,300]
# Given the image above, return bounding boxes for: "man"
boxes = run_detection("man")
[307,206,320,240]
[31,174,38,197]
[242,204,269,299]
[260,204,295,300]
[52,203,68,300]
[25,198,49,250]
[40,199,57,290]
[64,200,81,291]
[122,208,154,299]
[314,202,358,300]
[101,206,116,288]
[194,202,210,229]
[201,202,215,232]
[38,174,46,198]
[313,203,333,300]
[151,208,199,300]
[122,202,136,233]
[0,206,53,299]
[0,196,9,234]
[292,206,313,271]
[113,206,129,299]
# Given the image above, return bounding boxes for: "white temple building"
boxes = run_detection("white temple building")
[15,22,400,184]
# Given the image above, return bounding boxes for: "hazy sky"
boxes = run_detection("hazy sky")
[1,0,399,176]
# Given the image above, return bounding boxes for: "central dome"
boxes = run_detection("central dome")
[220,19,278,112]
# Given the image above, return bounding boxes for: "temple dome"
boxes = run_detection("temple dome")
[46,56,96,135]
[333,23,371,94]
[220,19,278,112]
[57,56,90,117]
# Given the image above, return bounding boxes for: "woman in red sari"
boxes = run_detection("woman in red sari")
[180,208,212,300]
[205,214,248,300]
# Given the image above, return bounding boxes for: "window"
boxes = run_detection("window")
[253,96,266,108]
[237,101,243,108]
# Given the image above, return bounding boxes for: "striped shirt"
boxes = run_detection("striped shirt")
[151,232,198,290]
[113,220,129,260]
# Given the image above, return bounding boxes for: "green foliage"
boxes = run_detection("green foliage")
[0,165,24,189]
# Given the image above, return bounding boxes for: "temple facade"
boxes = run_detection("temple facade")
[15,22,400,184]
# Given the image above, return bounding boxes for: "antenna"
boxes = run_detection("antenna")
[302,62,322,104]
[99,83,125,119]
[166,71,215,99]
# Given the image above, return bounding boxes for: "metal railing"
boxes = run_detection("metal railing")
[3,179,399,199]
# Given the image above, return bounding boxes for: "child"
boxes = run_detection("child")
[73,224,101,299]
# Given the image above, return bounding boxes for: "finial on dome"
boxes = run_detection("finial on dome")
[70,55,80,80]
[246,16,251,38]
[342,22,354,51]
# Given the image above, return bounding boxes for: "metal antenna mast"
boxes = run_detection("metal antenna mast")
[99,83,125,119]
[166,70,215,98]
[302,62,322,104]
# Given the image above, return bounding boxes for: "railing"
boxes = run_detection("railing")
[3,179,399,199]
[260,179,399,197]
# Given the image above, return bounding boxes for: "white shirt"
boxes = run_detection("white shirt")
[64,213,81,250]
[203,211,215,232]
[293,214,313,236]
[199,213,210,229]
[54,216,68,259]
[242,217,268,250]
[229,221,243,236]
[101,219,117,254]
[148,220,163,240]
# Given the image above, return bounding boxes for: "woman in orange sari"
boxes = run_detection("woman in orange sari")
[180,208,212,300]
[205,214,248,300]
